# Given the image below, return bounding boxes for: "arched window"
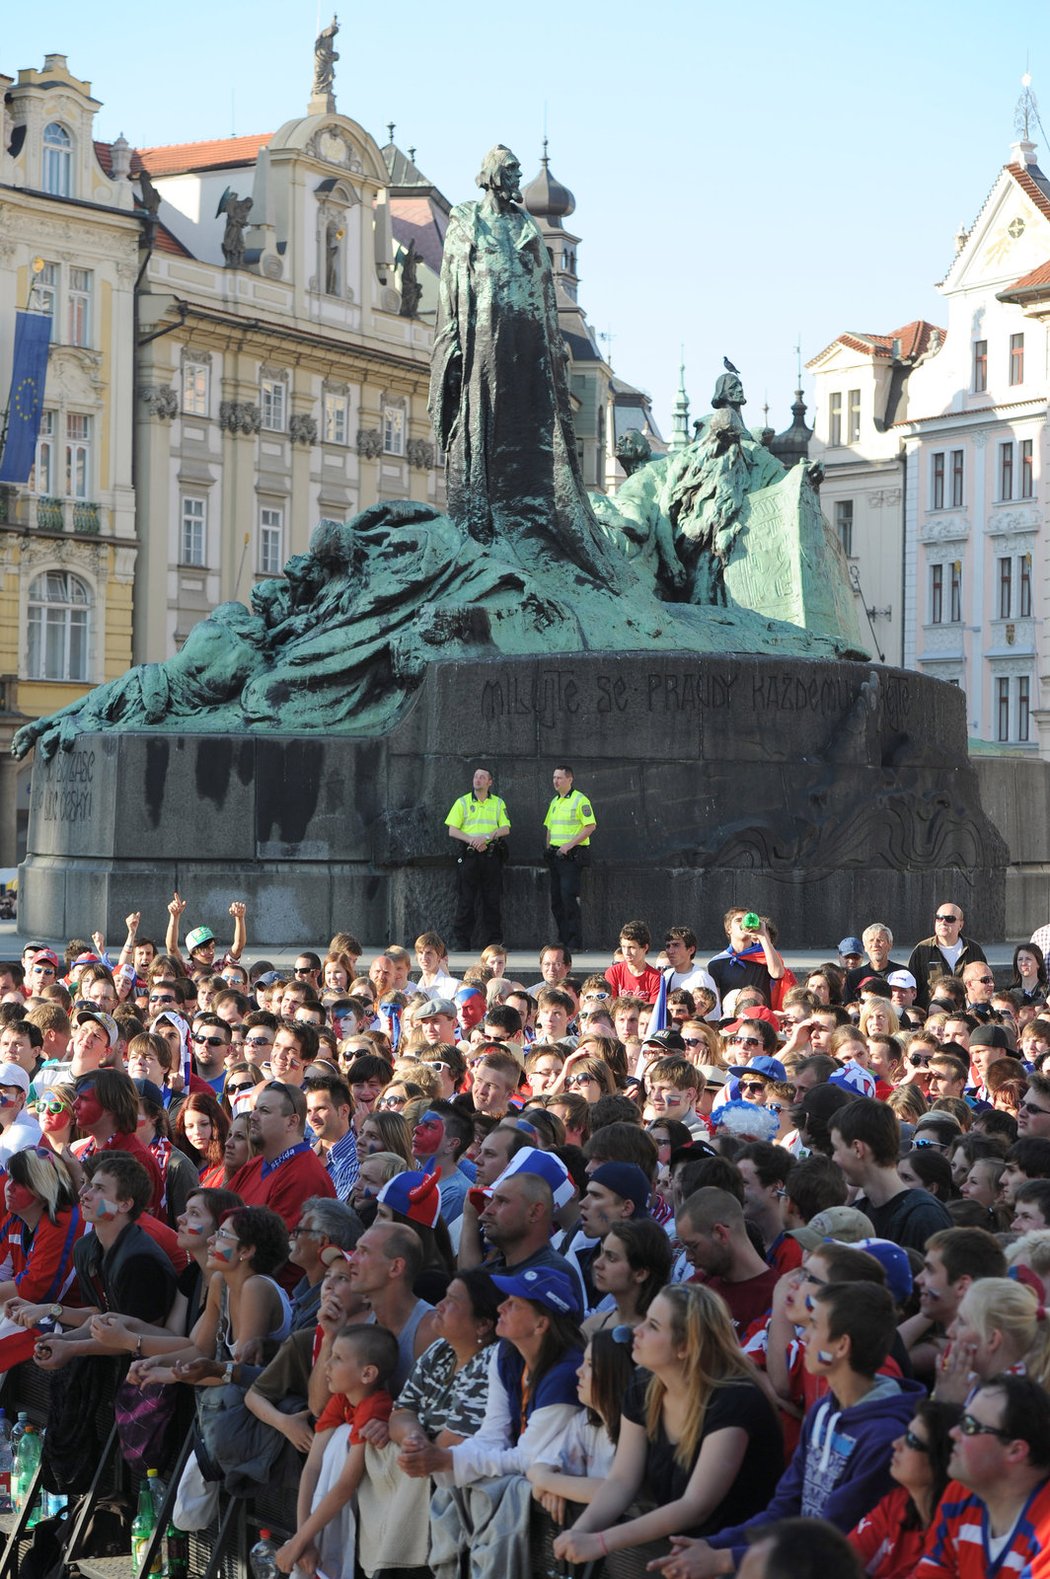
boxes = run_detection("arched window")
[42,123,72,197]
[27,571,90,681]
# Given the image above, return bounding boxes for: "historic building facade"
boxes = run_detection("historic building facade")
[0,54,139,860]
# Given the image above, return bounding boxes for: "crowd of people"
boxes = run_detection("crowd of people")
[1,897,1050,1577]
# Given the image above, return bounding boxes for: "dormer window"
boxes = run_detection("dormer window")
[42,123,72,197]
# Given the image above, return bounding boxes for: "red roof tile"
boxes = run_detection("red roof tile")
[808,320,944,368]
[136,133,273,177]
[154,223,192,257]
[1000,257,1050,294]
[1007,163,1050,224]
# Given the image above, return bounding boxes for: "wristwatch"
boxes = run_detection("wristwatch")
[48,1304,62,1323]
[222,1360,236,1385]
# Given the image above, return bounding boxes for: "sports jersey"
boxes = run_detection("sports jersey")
[915,1477,1050,1579]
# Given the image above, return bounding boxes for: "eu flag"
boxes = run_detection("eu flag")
[0,311,52,485]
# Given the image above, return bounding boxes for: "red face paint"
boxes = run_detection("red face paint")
[412,1114,444,1157]
[74,1089,104,1128]
[5,1181,35,1213]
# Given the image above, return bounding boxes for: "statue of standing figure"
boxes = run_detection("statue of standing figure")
[398,240,422,318]
[217,190,253,268]
[313,17,339,97]
[429,144,625,587]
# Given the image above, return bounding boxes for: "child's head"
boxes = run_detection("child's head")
[326,1322,398,1401]
[578,1327,635,1443]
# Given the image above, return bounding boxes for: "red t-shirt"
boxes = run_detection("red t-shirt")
[229,1145,336,1229]
[0,1206,85,1303]
[73,1131,165,1218]
[315,1387,393,1439]
[697,1266,779,1338]
[604,962,663,1004]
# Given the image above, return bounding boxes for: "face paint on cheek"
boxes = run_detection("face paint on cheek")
[6,1182,35,1211]
[95,1196,121,1218]
[211,1238,237,1264]
[182,1221,209,1237]
[817,1349,835,1366]
[412,1115,444,1157]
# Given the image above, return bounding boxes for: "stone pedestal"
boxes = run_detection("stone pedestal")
[19,653,1008,947]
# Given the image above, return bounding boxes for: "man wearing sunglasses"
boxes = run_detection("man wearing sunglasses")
[916,1376,1050,1579]
[188,1011,232,1093]
[907,902,987,1011]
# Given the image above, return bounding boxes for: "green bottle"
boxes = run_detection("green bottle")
[132,1471,163,1575]
[166,1524,189,1579]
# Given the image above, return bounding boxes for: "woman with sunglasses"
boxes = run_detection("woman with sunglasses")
[848,1400,962,1579]
[375,1080,424,1113]
[149,1008,191,1094]
[175,1090,231,1187]
[220,1060,265,1120]
[33,1084,77,1156]
[554,1053,617,1103]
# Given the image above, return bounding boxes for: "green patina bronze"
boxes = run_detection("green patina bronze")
[12,145,866,763]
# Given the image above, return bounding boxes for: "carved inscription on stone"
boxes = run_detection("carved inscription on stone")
[32,748,95,824]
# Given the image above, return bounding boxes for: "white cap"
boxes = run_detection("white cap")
[887,970,917,990]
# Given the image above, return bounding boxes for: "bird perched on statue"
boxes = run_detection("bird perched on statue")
[723,356,741,374]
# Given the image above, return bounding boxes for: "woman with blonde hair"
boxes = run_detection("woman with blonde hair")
[553,1284,782,1574]
[858,998,900,1039]
[886,1083,927,1124]
[936,1276,1050,1402]
[357,1109,413,1166]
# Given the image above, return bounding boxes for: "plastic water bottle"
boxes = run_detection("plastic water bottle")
[0,1410,12,1514]
[10,1412,28,1457]
[132,1471,163,1575]
[13,1424,41,1526]
[249,1529,280,1579]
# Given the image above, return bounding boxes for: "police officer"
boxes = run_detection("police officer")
[543,763,596,951]
[446,767,511,950]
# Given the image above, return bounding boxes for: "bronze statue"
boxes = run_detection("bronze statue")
[429,144,623,585]
[217,190,253,268]
[313,17,339,97]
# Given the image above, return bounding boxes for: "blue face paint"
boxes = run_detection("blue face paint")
[817,1349,835,1366]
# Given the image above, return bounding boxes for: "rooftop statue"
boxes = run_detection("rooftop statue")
[12,148,867,763]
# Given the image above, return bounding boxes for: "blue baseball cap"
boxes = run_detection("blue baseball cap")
[727,1055,787,1083]
[854,1237,914,1304]
[838,936,865,956]
[491,1266,582,1317]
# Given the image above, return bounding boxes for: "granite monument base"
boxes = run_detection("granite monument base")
[19,653,1008,949]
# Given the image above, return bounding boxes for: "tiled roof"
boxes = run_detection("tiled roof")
[136,133,273,176]
[807,320,944,368]
[999,257,1050,296]
[154,224,192,257]
[1006,161,1050,224]
[390,195,447,275]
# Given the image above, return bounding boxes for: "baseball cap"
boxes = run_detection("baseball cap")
[0,1063,30,1095]
[641,1028,685,1053]
[838,936,865,956]
[696,1064,727,1088]
[132,1077,166,1110]
[727,1054,787,1083]
[418,998,457,1020]
[490,1146,575,1210]
[887,970,917,990]
[29,949,62,970]
[970,1024,1010,1050]
[377,1169,441,1229]
[854,1237,914,1304]
[74,1006,119,1048]
[805,1204,875,1244]
[589,1162,651,1218]
[256,970,284,988]
[185,926,215,953]
[491,1266,582,1317]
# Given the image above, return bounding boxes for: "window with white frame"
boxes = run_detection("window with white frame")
[999,441,1014,501]
[29,412,56,495]
[1021,438,1034,499]
[847,389,861,444]
[1010,333,1025,386]
[997,677,1011,742]
[382,402,405,456]
[323,390,349,445]
[259,506,284,575]
[180,496,206,566]
[931,451,945,510]
[27,571,90,681]
[930,563,944,624]
[1021,554,1033,617]
[951,449,964,508]
[64,414,91,499]
[42,123,72,197]
[34,263,58,321]
[67,268,92,347]
[950,562,962,624]
[1019,676,1031,742]
[998,555,1013,620]
[834,499,853,556]
[828,392,842,447]
[973,340,988,393]
[181,361,209,417]
[260,377,287,432]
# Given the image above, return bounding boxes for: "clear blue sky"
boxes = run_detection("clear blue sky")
[7,2,1050,433]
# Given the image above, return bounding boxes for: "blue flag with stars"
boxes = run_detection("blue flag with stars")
[0,311,52,484]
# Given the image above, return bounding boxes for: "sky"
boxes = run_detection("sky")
[6,1,1050,435]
